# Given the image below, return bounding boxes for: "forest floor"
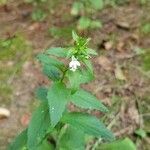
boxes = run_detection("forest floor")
[0,0,150,150]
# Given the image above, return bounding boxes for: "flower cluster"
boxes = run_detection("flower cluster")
[69,56,81,72]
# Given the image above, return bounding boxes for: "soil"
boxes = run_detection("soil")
[0,0,150,150]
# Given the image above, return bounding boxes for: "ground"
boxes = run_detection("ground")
[0,0,150,150]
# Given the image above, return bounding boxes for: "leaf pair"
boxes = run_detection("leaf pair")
[47,82,114,145]
[36,82,109,127]
[31,82,110,149]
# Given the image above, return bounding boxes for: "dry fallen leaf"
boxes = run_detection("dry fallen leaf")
[97,56,113,71]
[128,105,140,125]
[116,41,125,52]
[115,64,126,81]
[28,22,41,31]
[116,21,130,30]
[104,41,113,50]
[0,107,10,119]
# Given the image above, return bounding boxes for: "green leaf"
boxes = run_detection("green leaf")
[89,0,104,10]
[71,89,108,112]
[90,20,102,29]
[47,82,70,127]
[62,112,115,141]
[27,102,51,149]
[37,53,64,80]
[141,23,150,34]
[46,47,67,58]
[35,86,48,101]
[135,128,147,138]
[78,17,91,30]
[37,53,64,69]
[67,69,94,91]
[82,59,93,73]
[59,126,85,150]
[78,17,102,30]
[43,64,61,81]
[37,140,54,150]
[81,69,94,83]
[31,9,47,22]
[72,31,79,42]
[87,48,98,56]
[71,2,84,16]
[8,129,27,150]
[97,138,136,150]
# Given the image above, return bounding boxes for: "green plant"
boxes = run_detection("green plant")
[8,31,115,150]
[71,0,103,30]
[25,0,47,21]
[135,128,147,138]
[141,50,150,71]
[141,23,150,35]
[31,9,47,21]
[77,17,102,30]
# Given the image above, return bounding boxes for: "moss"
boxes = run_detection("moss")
[141,23,150,35]
[0,35,31,61]
[0,34,32,105]
[141,50,150,71]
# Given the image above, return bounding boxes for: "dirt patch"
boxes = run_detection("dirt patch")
[0,0,150,149]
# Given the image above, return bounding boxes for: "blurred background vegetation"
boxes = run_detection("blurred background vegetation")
[0,0,150,150]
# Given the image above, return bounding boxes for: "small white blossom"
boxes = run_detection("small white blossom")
[69,56,80,72]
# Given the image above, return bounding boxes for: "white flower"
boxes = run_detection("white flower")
[69,56,80,72]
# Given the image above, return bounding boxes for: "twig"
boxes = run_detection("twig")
[91,138,102,150]
[114,126,134,137]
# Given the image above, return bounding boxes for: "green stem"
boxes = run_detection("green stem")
[60,68,68,82]
[56,124,68,150]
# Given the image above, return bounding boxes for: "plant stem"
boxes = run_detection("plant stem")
[56,124,68,150]
[61,68,68,82]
